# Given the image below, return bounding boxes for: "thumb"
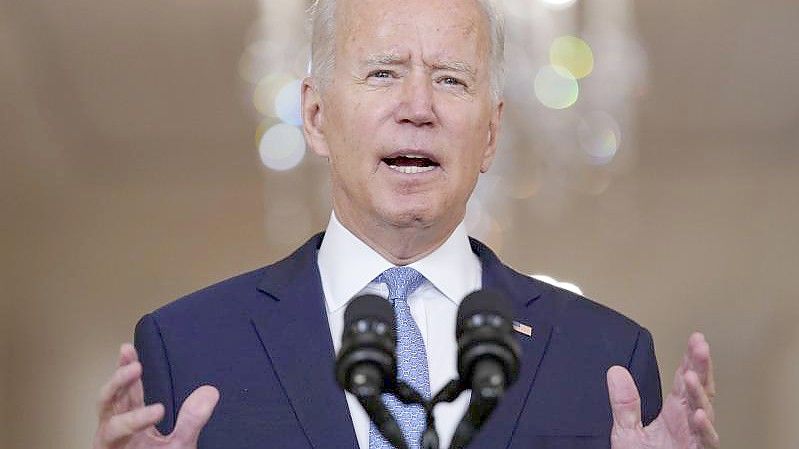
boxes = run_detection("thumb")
[171,385,220,445]
[607,366,642,431]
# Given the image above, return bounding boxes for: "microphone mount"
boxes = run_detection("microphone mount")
[382,373,502,449]
[382,378,468,449]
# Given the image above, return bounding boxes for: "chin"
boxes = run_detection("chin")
[378,205,438,229]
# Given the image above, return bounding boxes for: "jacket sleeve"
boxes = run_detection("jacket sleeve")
[134,313,177,435]
[627,327,663,426]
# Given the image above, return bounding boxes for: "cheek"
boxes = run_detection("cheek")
[442,101,490,139]
[336,96,385,149]
[447,141,485,194]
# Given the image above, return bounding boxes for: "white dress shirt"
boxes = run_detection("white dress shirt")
[318,212,481,449]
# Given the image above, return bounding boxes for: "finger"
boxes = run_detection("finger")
[171,385,220,444]
[121,343,145,409]
[685,370,715,423]
[97,362,143,420]
[126,377,146,410]
[115,343,145,411]
[704,351,716,401]
[606,366,642,431]
[691,408,720,449]
[688,333,716,401]
[671,350,691,397]
[118,343,139,367]
[673,333,708,398]
[101,403,164,445]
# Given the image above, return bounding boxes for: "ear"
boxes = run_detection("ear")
[301,77,330,157]
[480,100,504,173]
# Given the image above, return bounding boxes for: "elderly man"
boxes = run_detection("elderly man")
[93,0,719,448]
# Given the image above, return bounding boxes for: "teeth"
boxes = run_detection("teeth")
[388,165,437,174]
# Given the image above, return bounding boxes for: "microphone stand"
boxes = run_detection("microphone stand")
[389,379,469,449]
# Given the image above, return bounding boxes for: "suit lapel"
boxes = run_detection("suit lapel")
[468,238,555,449]
[251,233,358,449]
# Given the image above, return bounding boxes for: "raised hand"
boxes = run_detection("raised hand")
[92,344,219,449]
[607,332,719,449]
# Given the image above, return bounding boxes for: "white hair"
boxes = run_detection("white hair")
[308,0,506,103]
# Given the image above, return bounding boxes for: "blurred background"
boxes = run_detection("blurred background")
[1,0,797,448]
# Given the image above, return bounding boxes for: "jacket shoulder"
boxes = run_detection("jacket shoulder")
[496,258,645,332]
[149,265,270,322]
[144,233,323,328]
[544,281,644,332]
[528,277,654,373]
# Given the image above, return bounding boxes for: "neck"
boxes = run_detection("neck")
[333,207,461,266]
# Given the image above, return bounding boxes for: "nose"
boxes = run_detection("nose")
[394,72,436,127]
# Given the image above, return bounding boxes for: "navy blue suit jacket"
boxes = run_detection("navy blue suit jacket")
[136,233,662,448]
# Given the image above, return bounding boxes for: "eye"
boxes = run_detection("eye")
[439,76,466,87]
[368,70,394,79]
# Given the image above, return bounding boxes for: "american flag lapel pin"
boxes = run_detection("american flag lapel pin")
[513,321,533,337]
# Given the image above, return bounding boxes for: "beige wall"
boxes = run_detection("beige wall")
[2,1,797,448]
[1,278,9,449]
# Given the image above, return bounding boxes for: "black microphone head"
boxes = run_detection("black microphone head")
[456,290,514,340]
[455,289,520,393]
[337,294,397,397]
[345,294,395,330]
[339,295,406,449]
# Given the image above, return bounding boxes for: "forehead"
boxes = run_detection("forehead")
[336,0,490,63]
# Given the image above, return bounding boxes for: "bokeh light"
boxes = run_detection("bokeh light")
[577,111,622,165]
[258,123,306,171]
[253,74,294,117]
[539,0,578,10]
[550,36,594,79]
[534,65,579,109]
[274,79,303,126]
[254,117,279,148]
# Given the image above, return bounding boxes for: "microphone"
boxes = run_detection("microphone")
[336,294,408,449]
[449,290,520,449]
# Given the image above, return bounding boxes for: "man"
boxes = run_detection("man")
[93,1,719,448]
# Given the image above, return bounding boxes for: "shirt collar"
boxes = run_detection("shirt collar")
[408,221,480,307]
[317,212,481,314]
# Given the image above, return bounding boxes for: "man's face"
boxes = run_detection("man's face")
[304,0,503,234]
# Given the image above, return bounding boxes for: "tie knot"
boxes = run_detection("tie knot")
[378,267,425,302]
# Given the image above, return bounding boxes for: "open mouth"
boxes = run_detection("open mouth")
[381,154,440,174]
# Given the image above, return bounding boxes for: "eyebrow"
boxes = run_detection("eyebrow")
[363,53,406,66]
[433,60,477,77]
[362,53,477,77]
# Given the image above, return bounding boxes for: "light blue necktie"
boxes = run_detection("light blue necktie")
[369,267,431,449]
